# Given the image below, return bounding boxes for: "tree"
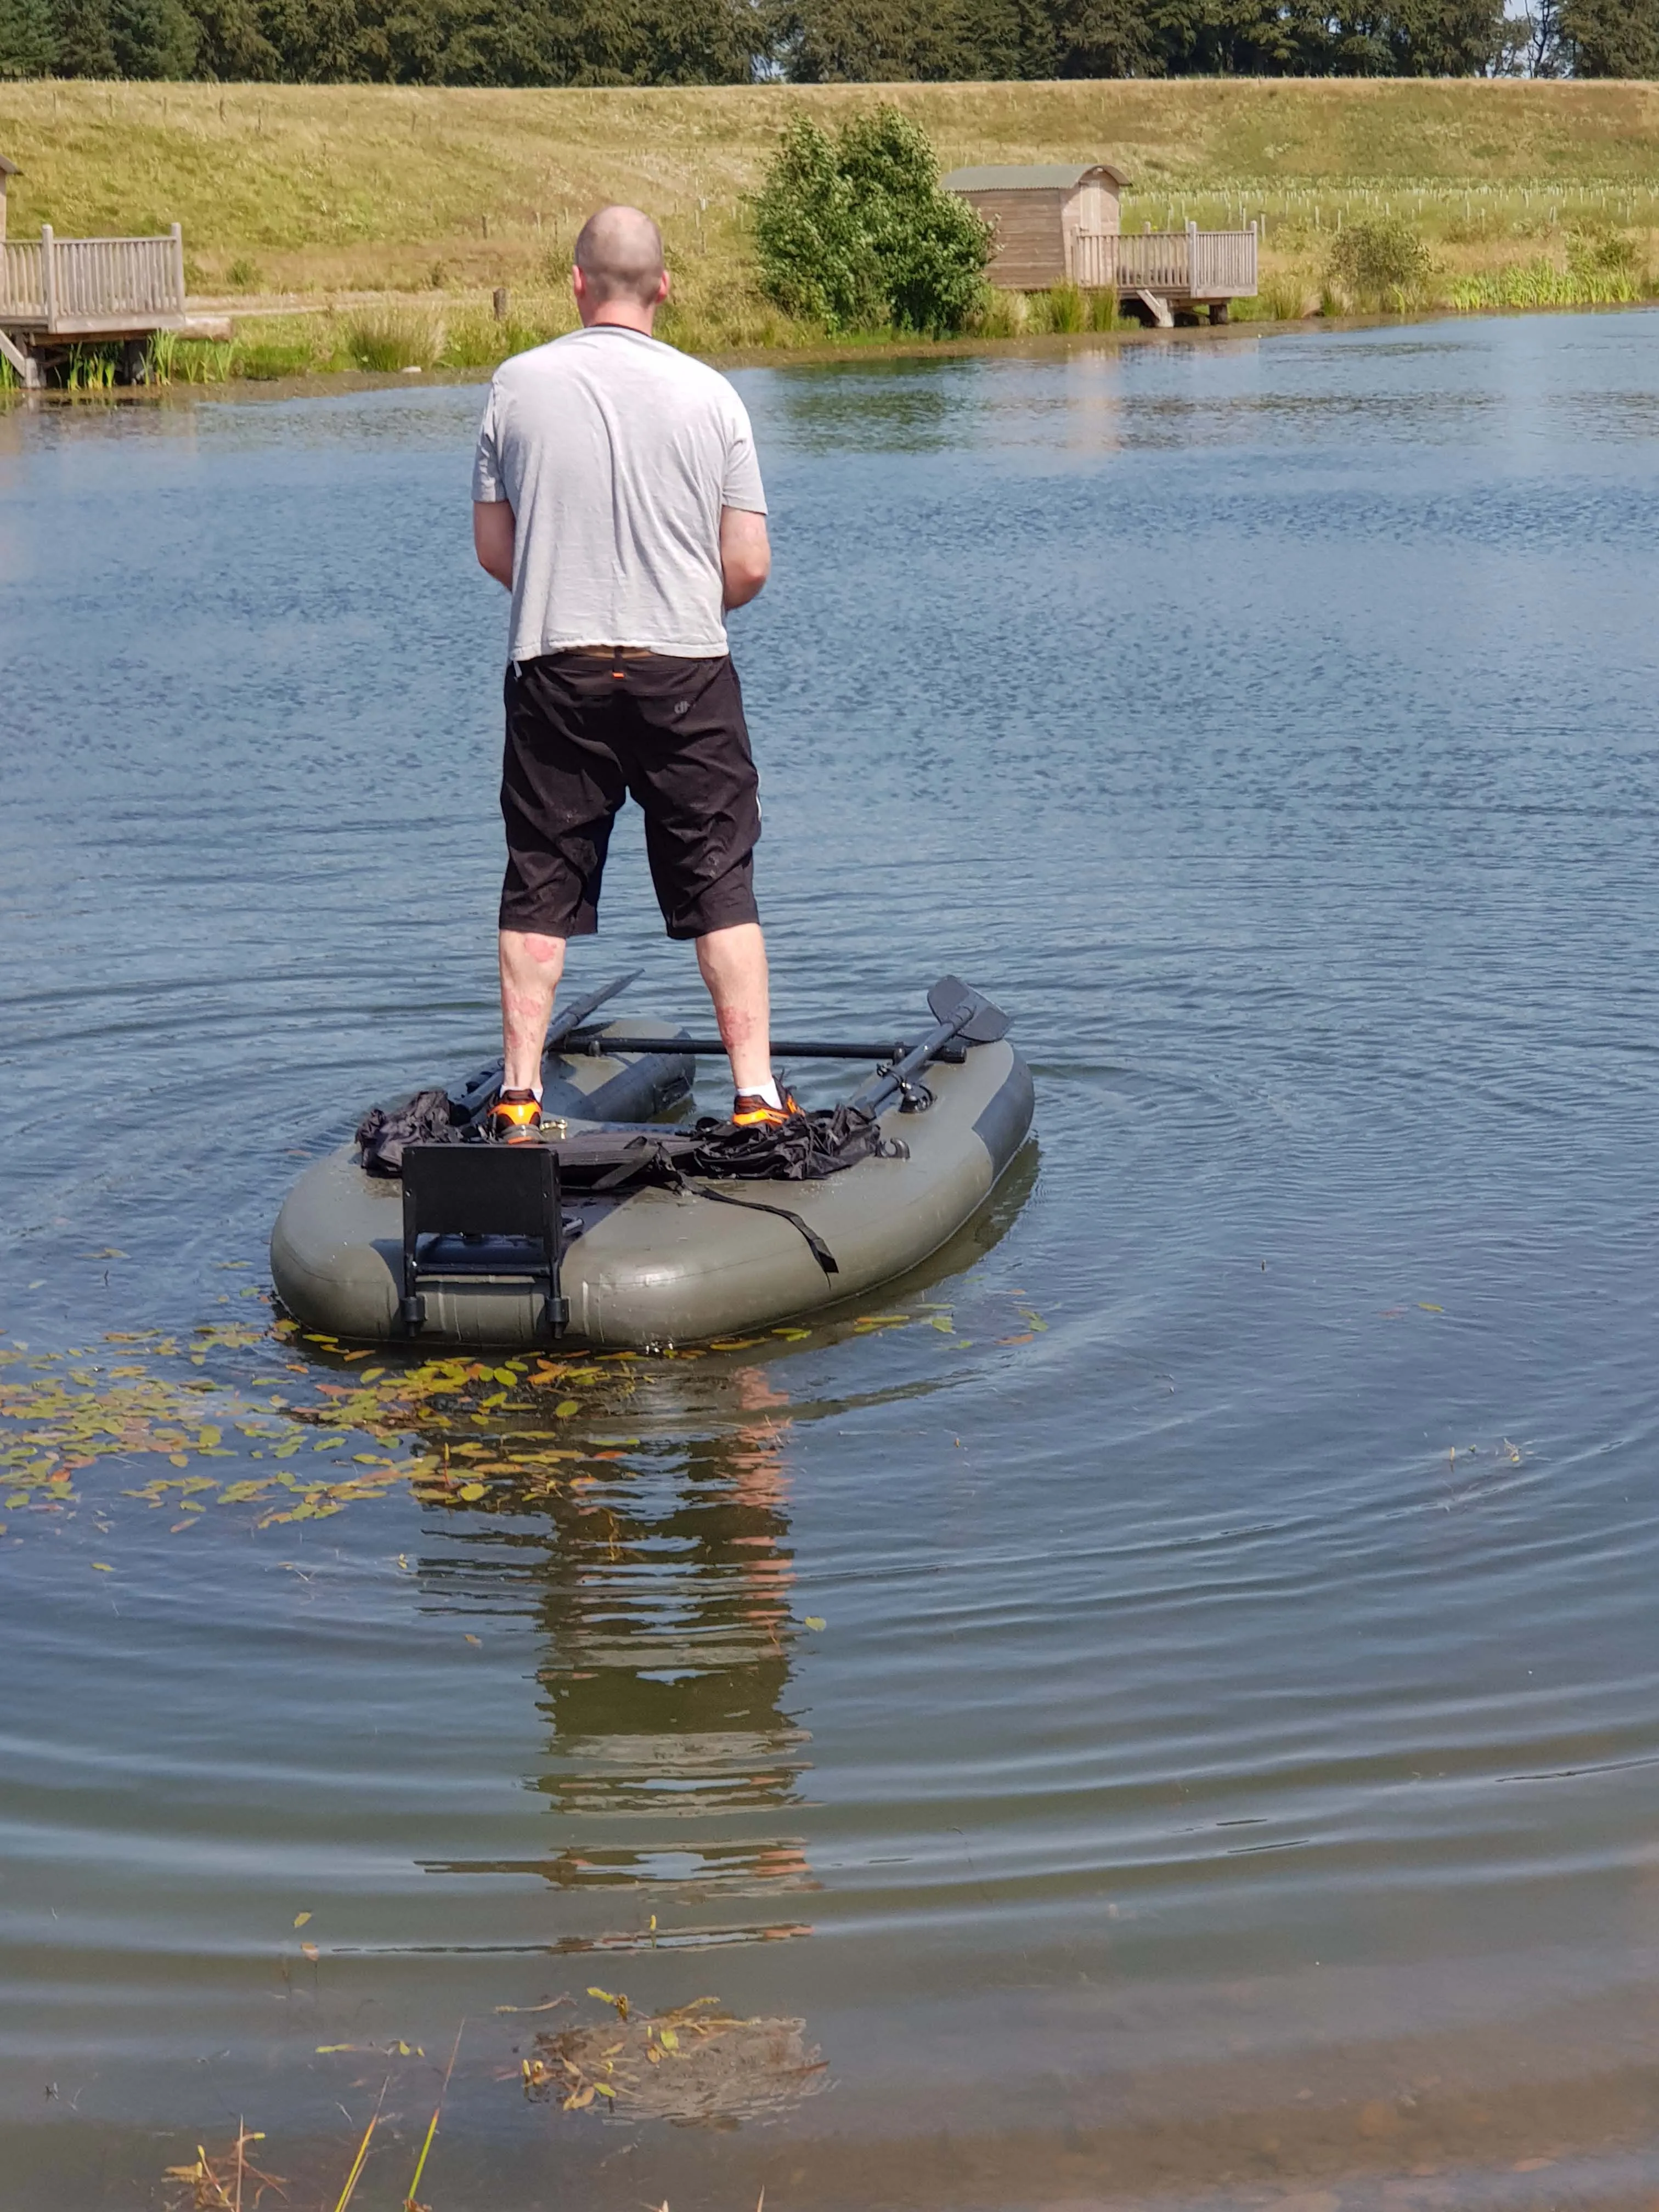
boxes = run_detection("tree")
[51,0,118,70]
[0,0,55,71]
[110,0,200,69]
[1052,0,1156,75]
[1328,0,1506,73]
[752,106,991,333]
[1561,0,1659,74]
[183,0,277,72]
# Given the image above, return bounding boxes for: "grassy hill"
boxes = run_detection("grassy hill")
[3,77,1657,367]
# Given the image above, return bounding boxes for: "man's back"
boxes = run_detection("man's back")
[473,325,766,664]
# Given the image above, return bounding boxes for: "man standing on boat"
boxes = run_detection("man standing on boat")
[472,203,797,1142]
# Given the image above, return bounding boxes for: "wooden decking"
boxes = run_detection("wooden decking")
[1,224,189,384]
[1071,225,1259,324]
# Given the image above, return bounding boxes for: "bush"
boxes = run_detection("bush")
[1327,217,1432,311]
[752,106,991,338]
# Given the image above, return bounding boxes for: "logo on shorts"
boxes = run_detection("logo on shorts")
[673,699,690,717]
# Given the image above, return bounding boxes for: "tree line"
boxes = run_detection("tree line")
[2,0,1654,84]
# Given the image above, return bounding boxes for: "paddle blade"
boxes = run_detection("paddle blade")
[927,975,1011,1044]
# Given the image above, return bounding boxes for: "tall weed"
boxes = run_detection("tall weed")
[342,310,439,373]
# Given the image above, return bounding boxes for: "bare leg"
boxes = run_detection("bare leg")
[499,929,567,1092]
[696,922,772,1094]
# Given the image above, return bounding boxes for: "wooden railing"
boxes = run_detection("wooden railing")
[1,238,44,318]
[1,224,185,330]
[1071,225,1258,297]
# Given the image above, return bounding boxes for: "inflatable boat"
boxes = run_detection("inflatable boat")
[269,976,1034,1350]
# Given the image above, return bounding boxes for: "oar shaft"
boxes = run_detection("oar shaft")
[564,1032,972,1064]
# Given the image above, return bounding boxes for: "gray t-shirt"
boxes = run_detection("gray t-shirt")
[472,325,767,662]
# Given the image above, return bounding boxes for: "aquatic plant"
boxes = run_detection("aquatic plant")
[1238,271,1310,321]
[231,336,316,380]
[1445,247,1648,312]
[1045,281,1088,334]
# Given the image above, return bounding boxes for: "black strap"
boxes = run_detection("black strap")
[683,1181,840,1276]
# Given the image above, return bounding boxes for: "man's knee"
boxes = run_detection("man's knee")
[500,929,566,966]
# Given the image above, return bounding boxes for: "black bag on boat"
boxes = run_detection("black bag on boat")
[356,1088,466,1176]
[680,1102,901,1182]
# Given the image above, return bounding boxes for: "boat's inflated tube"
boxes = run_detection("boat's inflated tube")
[270,1018,1034,1349]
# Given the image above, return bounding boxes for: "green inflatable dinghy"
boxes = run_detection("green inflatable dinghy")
[270,976,1034,1350]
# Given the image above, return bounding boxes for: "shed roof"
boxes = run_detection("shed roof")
[0,154,20,177]
[944,161,1129,193]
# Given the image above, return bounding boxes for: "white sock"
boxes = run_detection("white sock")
[744,1076,782,1109]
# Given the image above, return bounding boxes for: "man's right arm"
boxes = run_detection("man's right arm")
[474,499,515,591]
[720,507,770,610]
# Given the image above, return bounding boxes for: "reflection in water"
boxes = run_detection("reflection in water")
[426,1365,816,1950]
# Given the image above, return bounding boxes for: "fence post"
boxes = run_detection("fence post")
[41,222,54,330]
[1186,218,1197,292]
[170,221,184,313]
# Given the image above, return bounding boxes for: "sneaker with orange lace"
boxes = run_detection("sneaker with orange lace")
[731,1087,803,1130]
[485,1088,543,1144]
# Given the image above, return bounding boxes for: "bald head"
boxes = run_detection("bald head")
[573,205,667,311]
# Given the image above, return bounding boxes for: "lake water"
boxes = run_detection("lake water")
[4,310,1659,2212]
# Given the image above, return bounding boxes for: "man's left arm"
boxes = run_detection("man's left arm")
[720,506,770,610]
[474,500,515,590]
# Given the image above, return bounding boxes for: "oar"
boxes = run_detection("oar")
[562,1030,970,1064]
[544,969,641,1054]
[454,970,641,1111]
[849,975,1010,1119]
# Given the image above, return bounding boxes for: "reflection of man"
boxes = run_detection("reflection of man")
[472,203,800,1141]
[526,1365,814,1910]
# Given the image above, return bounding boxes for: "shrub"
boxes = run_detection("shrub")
[752,106,991,338]
[1567,224,1644,295]
[1327,217,1432,312]
[225,257,261,291]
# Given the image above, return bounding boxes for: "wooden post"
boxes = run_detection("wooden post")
[492,285,509,321]
[170,221,184,312]
[41,222,55,331]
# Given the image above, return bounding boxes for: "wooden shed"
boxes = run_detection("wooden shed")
[943,162,1128,291]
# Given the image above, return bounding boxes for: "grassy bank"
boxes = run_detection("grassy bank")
[3,78,1658,375]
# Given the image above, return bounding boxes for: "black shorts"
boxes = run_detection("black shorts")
[499,650,762,943]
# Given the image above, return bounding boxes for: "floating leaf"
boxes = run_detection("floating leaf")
[555,1400,579,1419]
[458,1482,486,1502]
[465,1633,482,1646]
[92,1561,112,1572]
[294,1911,312,1927]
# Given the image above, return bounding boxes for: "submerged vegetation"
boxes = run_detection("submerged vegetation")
[0,1288,1029,1542]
